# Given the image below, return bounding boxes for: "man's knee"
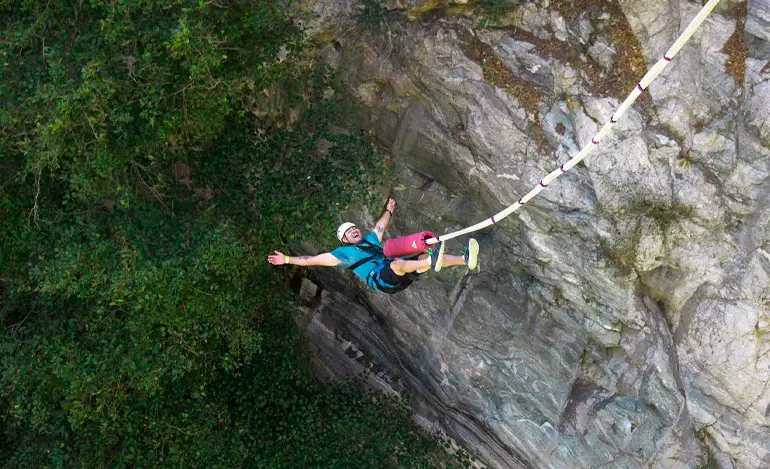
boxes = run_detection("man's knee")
[390,259,406,275]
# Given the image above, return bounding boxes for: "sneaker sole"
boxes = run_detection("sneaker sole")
[467,239,479,270]
[433,242,445,272]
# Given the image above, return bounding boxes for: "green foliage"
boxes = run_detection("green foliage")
[0,1,452,467]
[478,0,520,24]
[357,0,405,31]
[625,199,695,231]
[695,460,718,469]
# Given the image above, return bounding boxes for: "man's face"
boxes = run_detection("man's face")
[342,226,362,244]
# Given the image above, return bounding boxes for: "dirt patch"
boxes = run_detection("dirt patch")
[721,1,747,86]
[505,26,604,95]
[506,26,582,64]
[463,36,541,117]
[537,0,649,105]
[449,0,650,106]
[456,0,651,151]
[550,0,603,22]
[605,11,648,104]
[462,36,551,152]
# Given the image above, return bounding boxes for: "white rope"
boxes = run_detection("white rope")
[425,0,724,246]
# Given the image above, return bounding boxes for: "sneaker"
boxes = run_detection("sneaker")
[429,242,445,272]
[464,238,479,270]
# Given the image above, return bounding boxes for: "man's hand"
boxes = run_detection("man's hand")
[386,198,395,214]
[267,251,288,265]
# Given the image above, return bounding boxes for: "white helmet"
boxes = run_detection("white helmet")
[336,222,357,242]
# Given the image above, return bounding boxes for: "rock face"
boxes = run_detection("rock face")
[294,1,770,468]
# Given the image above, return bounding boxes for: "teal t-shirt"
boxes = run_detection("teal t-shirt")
[330,232,387,288]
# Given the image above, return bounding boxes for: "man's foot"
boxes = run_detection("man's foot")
[464,238,479,270]
[429,242,445,272]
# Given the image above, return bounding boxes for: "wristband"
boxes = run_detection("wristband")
[386,209,393,216]
[285,256,290,265]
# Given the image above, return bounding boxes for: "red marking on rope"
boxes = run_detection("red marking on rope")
[559,165,566,173]
[591,138,599,145]
[539,180,548,187]
[610,117,617,124]
[490,215,496,224]
[636,83,645,92]
[664,56,672,62]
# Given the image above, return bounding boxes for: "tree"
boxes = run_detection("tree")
[0,1,450,467]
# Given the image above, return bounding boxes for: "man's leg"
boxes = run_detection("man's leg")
[389,256,430,276]
[441,255,466,268]
[444,239,479,271]
[390,254,466,276]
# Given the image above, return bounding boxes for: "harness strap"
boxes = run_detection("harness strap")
[356,240,383,255]
[368,264,420,294]
[370,270,401,294]
[348,255,378,271]
[346,240,384,271]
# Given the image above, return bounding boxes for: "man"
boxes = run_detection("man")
[267,199,479,294]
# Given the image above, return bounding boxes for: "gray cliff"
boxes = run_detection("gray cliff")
[292,1,770,468]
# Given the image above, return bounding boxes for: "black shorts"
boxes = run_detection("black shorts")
[371,257,424,294]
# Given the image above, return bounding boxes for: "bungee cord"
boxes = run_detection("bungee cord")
[424,0,724,246]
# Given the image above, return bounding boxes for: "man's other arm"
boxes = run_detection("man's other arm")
[267,252,341,267]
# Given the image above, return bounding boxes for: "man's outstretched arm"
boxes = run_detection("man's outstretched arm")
[373,198,396,242]
[267,251,341,267]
